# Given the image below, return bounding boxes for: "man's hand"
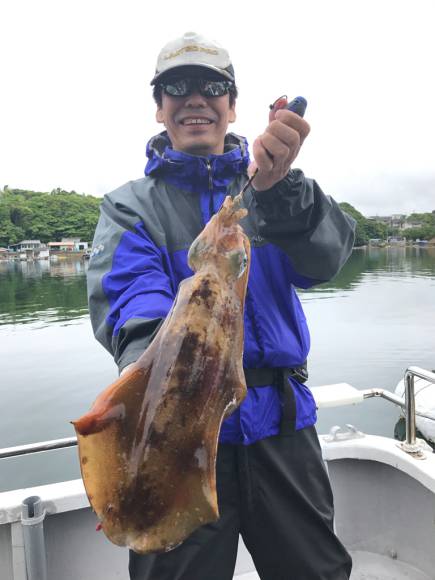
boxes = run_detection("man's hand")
[249,107,310,192]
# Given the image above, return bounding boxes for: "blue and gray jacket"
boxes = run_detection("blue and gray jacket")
[87,131,355,445]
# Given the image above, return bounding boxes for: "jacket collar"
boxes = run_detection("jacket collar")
[144,131,250,194]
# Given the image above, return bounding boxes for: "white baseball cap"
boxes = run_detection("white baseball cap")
[150,32,235,85]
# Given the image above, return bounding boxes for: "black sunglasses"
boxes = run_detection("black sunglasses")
[160,78,233,98]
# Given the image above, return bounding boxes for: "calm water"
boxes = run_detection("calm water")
[1,248,435,492]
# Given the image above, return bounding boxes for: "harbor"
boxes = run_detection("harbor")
[0,239,91,262]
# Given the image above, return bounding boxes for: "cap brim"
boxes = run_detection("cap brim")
[150,64,234,85]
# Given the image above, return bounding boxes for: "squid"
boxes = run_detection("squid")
[72,194,250,554]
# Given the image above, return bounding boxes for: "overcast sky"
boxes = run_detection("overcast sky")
[1,0,434,216]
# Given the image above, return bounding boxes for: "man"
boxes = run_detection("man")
[88,31,354,580]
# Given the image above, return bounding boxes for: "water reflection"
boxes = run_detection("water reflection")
[1,248,434,326]
[0,257,88,326]
[301,246,435,296]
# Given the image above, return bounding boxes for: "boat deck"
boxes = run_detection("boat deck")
[235,551,432,579]
[350,551,431,580]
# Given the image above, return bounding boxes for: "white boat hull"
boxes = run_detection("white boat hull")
[323,433,435,580]
[3,371,435,579]
[1,432,435,580]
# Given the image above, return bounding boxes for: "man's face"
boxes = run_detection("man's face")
[156,75,236,157]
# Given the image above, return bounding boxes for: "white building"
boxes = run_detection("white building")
[61,238,89,251]
[8,240,45,252]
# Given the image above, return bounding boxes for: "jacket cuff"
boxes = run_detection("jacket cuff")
[113,317,163,373]
[252,169,300,207]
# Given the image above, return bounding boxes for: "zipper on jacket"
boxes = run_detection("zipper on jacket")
[206,160,214,218]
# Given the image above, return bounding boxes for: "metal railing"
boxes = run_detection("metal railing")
[402,366,435,454]
[360,366,435,456]
[0,436,77,459]
[1,366,435,460]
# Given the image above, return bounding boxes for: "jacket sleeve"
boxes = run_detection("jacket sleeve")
[87,193,175,372]
[251,169,356,286]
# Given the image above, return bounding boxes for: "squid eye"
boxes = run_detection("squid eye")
[188,238,206,269]
[229,249,248,278]
[238,252,248,278]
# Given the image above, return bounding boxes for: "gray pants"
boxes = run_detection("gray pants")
[129,427,352,580]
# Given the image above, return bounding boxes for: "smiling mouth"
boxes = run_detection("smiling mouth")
[181,118,213,126]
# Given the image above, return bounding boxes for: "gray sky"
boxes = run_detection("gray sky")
[1,0,434,216]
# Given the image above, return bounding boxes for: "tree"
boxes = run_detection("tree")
[339,202,387,246]
[0,187,101,246]
[405,225,435,241]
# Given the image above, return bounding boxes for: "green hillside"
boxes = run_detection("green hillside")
[0,187,433,248]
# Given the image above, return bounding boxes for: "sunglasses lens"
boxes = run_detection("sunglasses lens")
[162,79,190,96]
[161,78,232,98]
[200,80,230,97]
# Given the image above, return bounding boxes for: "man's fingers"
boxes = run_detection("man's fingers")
[259,132,293,169]
[250,105,310,191]
[253,138,274,172]
[274,109,311,143]
[265,121,301,155]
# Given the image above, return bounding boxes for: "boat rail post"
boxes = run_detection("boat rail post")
[21,496,48,580]
[405,369,417,448]
[399,366,435,458]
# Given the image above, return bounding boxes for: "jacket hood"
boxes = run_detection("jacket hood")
[144,131,250,194]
